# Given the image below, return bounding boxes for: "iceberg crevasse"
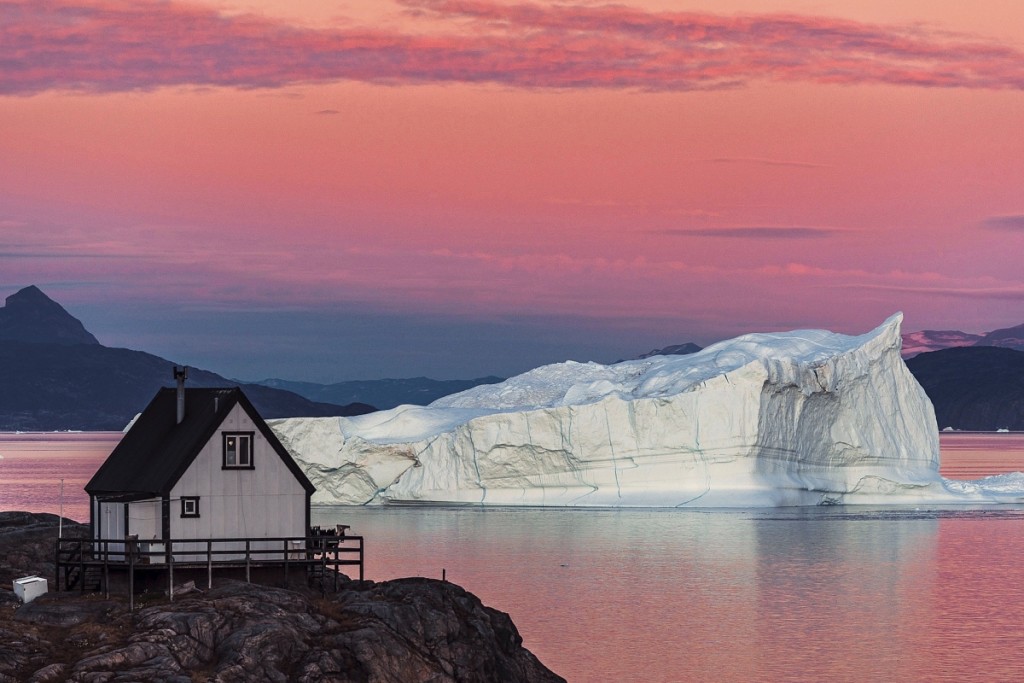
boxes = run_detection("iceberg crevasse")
[270,313,998,507]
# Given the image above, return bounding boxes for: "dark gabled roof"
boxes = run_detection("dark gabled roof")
[85,387,315,497]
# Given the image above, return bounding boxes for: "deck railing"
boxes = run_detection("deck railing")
[56,533,363,609]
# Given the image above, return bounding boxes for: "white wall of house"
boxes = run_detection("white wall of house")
[95,500,124,541]
[94,499,160,538]
[128,499,161,539]
[93,498,161,560]
[169,402,307,560]
[95,500,126,559]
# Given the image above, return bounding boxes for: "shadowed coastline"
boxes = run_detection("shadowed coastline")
[0,512,564,682]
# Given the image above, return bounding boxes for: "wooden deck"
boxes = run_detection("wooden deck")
[56,533,363,609]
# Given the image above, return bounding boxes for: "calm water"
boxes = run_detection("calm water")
[3,432,1024,681]
[0,432,121,522]
[936,432,1024,478]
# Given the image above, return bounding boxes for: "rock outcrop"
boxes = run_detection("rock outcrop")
[0,512,89,592]
[0,513,563,682]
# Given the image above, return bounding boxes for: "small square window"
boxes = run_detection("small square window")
[223,432,254,469]
[181,496,200,518]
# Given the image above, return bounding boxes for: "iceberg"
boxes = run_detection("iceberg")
[270,313,1021,507]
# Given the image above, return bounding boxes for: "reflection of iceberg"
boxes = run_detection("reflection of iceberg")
[271,314,1023,507]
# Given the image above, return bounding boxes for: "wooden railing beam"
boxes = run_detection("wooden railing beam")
[54,534,364,597]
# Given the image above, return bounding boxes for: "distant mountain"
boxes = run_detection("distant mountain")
[255,340,704,409]
[900,323,1024,358]
[635,343,702,359]
[611,342,702,364]
[0,286,374,430]
[906,346,1024,431]
[254,376,505,410]
[900,330,983,359]
[976,323,1024,352]
[8,284,1021,432]
[0,285,99,346]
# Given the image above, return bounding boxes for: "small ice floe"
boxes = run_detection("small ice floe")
[943,472,1024,501]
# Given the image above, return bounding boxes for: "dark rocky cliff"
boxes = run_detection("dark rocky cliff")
[0,513,563,683]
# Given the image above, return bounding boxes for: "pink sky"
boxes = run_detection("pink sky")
[1,0,1023,380]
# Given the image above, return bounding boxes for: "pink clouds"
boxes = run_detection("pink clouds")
[4,0,1024,95]
[657,227,839,239]
[3,0,1024,378]
[982,215,1024,232]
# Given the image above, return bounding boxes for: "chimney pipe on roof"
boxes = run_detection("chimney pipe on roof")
[173,366,188,424]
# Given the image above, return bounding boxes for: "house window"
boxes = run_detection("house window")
[223,432,254,469]
[181,496,200,518]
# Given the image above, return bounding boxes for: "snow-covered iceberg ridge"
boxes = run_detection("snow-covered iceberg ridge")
[270,313,1017,507]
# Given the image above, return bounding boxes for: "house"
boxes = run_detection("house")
[84,368,315,562]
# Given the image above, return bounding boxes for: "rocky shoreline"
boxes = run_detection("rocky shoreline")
[0,512,564,682]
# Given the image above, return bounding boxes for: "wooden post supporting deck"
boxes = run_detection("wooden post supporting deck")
[168,543,175,602]
[207,540,213,589]
[78,545,85,595]
[127,538,135,611]
[320,546,327,595]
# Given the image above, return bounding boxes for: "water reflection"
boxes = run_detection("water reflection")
[0,433,121,521]
[4,433,1024,681]
[939,433,1024,479]
[314,506,1024,682]
[751,510,939,680]
[918,518,1024,680]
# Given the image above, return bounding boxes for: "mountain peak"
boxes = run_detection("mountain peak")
[0,285,100,346]
[7,285,59,309]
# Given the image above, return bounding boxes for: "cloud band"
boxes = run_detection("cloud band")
[3,0,1024,95]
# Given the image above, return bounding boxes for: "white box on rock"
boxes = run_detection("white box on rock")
[13,575,48,603]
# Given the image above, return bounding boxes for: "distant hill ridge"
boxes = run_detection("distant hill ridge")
[906,346,1024,431]
[4,285,1021,432]
[978,322,1024,350]
[253,376,505,411]
[901,325,1024,358]
[635,342,703,359]
[261,342,711,409]
[0,286,373,430]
